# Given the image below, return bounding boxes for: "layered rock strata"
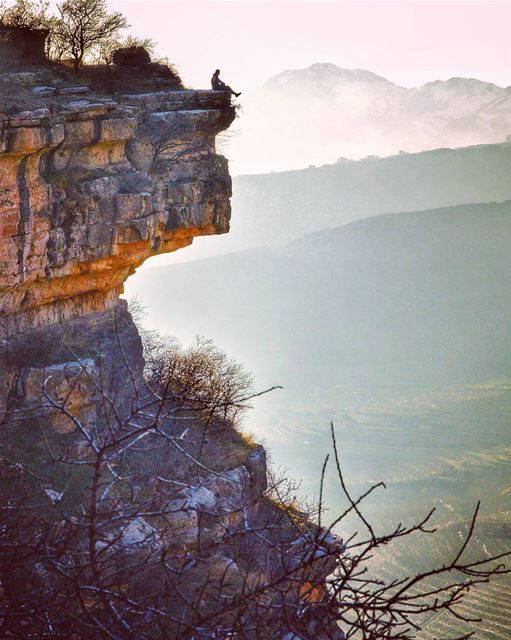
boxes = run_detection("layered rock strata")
[0,80,234,331]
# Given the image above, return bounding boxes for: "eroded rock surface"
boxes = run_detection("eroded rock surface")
[0,81,234,331]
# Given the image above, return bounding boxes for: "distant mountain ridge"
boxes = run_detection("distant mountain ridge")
[265,64,394,88]
[126,199,511,389]
[229,63,511,173]
[173,141,511,263]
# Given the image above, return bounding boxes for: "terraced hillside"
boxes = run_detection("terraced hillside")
[419,578,511,639]
[372,517,511,640]
[249,383,511,639]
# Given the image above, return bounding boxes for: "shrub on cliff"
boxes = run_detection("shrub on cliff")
[95,34,156,65]
[130,299,256,425]
[112,44,150,67]
[146,334,255,425]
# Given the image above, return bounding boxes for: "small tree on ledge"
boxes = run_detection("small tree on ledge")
[53,0,127,72]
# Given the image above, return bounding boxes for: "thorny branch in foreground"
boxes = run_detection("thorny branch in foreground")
[0,321,508,640]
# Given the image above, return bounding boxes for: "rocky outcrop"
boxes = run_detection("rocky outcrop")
[0,73,234,332]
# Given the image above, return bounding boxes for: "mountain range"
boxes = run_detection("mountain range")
[228,64,511,173]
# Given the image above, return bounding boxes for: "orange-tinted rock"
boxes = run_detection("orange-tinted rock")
[0,89,235,331]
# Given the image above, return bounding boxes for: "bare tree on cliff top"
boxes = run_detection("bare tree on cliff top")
[0,0,49,28]
[53,0,127,72]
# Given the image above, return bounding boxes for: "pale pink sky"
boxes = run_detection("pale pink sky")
[109,1,511,89]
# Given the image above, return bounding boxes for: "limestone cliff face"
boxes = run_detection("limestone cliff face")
[0,77,234,331]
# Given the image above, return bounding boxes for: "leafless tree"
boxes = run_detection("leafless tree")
[0,0,49,29]
[0,311,508,639]
[52,0,127,72]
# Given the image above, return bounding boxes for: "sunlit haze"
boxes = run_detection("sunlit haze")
[3,0,511,634]
[116,1,511,267]
[110,1,511,91]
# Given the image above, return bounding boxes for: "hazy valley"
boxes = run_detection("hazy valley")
[127,153,511,637]
[2,2,510,636]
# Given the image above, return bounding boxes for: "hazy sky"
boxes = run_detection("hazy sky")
[114,0,511,269]
[110,1,511,90]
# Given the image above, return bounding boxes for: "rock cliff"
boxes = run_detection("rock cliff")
[0,69,342,639]
[0,74,234,331]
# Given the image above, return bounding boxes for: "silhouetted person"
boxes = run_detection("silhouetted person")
[211,69,241,97]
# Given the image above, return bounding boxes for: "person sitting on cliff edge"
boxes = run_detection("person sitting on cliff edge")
[211,69,241,97]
